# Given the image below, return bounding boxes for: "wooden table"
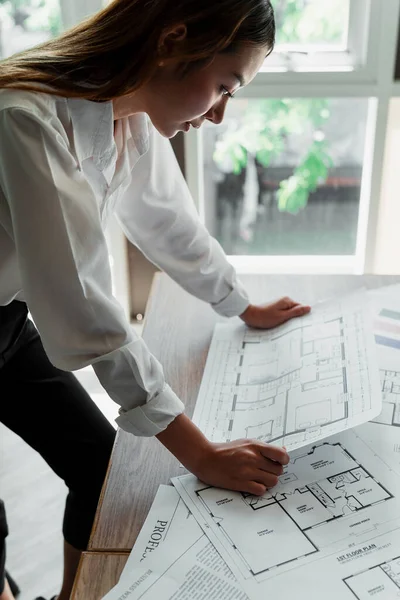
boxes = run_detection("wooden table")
[88,272,400,553]
[71,552,128,599]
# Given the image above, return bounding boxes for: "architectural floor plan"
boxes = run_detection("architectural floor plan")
[344,555,400,599]
[105,285,400,600]
[355,286,400,477]
[173,428,400,599]
[374,368,400,427]
[190,441,392,576]
[192,290,381,451]
[368,287,400,429]
[105,486,248,600]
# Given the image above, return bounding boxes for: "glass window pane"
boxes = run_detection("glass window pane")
[203,97,369,256]
[0,0,62,59]
[270,0,350,49]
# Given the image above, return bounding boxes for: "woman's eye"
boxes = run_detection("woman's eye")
[221,86,234,98]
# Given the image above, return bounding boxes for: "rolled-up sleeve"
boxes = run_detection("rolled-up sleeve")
[115,123,250,318]
[0,106,184,436]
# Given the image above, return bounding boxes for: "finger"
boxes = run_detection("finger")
[258,444,290,465]
[277,296,298,309]
[277,298,311,314]
[257,458,284,476]
[255,471,279,489]
[243,482,267,496]
[286,305,311,318]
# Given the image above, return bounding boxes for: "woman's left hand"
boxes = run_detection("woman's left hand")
[240,297,311,330]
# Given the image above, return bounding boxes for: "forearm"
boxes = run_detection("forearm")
[156,412,289,495]
[155,413,211,473]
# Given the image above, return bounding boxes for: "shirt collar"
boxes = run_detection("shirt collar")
[66,97,149,172]
[67,97,115,169]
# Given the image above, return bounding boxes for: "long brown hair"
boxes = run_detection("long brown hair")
[0,0,275,101]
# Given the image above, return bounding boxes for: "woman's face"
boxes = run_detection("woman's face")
[132,44,268,138]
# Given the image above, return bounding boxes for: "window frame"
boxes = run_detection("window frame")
[59,0,102,28]
[59,0,400,276]
[255,0,380,86]
[184,0,400,275]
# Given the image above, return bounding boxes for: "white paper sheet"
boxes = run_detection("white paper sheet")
[192,289,382,452]
[120,485,200,576]
[355,285,400,474]
[369,286,400,428]
[103,485,247,600]
[244,528,400,600]
[103,284,400,600]
[172,428,400,599]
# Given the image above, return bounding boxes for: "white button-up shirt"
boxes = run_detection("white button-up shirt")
[0,88,249,436]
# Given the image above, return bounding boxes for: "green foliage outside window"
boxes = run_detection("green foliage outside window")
[0,0,62,37]
[213,0,347,214]
[271,0,348,46]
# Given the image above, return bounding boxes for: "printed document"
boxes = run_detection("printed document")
[354,286,400,474]
[192,289,381,451]
[173,428,400,599]
[102,485,247,600]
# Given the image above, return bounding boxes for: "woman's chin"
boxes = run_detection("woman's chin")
[148,119,180,139]
[150,118,190,138]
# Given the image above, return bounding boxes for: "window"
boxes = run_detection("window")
[185,0,399,274]
[0,0,108,59]
[250,0,378,81]
[203,97,369,257]
[271,0,350,49]
[60,0,102,29]
[0,0,62,58]
[1,0,399,278]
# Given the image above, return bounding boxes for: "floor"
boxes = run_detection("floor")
[0,324,142,600]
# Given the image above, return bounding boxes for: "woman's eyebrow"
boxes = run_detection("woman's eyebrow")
[233,72,245,87]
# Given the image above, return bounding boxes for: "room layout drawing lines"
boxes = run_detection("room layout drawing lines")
[343,555,400,599]
[194,442,392,577]
[240,318,350,445]
[372,369,400,427]
[192,290,381,451]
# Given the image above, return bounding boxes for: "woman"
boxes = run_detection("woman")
[0,1,311,598]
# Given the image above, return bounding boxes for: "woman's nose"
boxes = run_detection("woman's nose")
[205,97,228,125]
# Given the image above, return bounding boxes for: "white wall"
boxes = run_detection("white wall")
[373,99,400,274]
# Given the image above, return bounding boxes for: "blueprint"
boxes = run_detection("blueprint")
[103,485,247,600]
[103,537,247,600]
[192,289,382,452]
[120,485,201,576]
[344,552,400,599]
[357,419,400,478]
[374,366,400,428]
[173,428,400,599]
[355,285,400,475]
[370,285,400,428]
[240,528,400,600]
[369,284,400,351]
[110,482,400,600]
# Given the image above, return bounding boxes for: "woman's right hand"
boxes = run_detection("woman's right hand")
[193,439,289,496]
[156,413,289,496]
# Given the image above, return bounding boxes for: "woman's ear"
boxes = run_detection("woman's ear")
[158,24,187,60]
